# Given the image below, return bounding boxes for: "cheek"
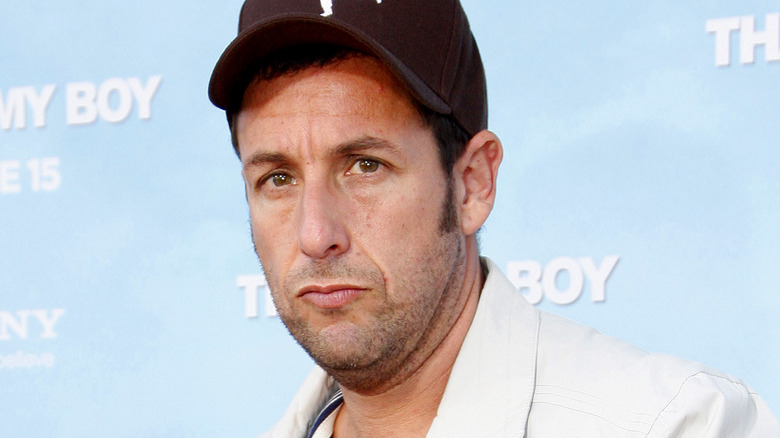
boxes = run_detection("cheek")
[250,217,295,315]
[351,181,444,264]
[249,202,297,274]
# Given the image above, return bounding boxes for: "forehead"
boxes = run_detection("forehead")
[236,56,424,148]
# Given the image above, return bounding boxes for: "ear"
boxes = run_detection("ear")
[454,130,503,236]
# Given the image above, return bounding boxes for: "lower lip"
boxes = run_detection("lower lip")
[301,288,363,309]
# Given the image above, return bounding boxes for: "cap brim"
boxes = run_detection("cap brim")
[208,15,451,115]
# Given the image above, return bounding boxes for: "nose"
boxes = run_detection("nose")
[297,181,350,259]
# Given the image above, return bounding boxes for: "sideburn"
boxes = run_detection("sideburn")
[438,177,458,234]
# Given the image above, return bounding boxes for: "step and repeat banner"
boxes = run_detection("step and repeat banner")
[2,1,778,436]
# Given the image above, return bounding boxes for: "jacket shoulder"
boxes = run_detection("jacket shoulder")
[528,312,780,437]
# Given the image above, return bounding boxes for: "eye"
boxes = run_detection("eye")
[269,173,293,187]
[258,171,296,189]
[348,158,381,175]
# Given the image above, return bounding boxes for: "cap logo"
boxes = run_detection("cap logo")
[320,0,383,17]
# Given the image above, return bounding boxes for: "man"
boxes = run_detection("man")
[209,1,780,436]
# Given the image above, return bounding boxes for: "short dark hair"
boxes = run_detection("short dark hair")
[227,45,471,176]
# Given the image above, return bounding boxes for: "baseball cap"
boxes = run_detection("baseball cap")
[208,0,487,137]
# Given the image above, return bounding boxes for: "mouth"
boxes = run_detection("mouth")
[297,284,366,309]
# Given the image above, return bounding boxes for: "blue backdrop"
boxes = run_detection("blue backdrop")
[2,1,778,436]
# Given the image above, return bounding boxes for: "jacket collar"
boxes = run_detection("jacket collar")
[427,258,540,437]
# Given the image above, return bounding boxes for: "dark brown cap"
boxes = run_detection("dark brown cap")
[208,0,487,136]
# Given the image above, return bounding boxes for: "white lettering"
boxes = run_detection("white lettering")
[0,309,65,340]
[26,85,56,128]
[237,274,278,317]
[0,87,29,130]
[27,157,61,192]
[66,76,162,125]
[0,84,57,129]
[578,256,619,302]
[321,0,382,17]
[0,160,22,194]
[32,309,65,339]
[1,158,61,194]
[707,14,780,66]
[0,351,55,370]
[97,78,133,123]
[127,75,162,120]
[321,0,333,16]
[0,310,31,340]
[740,14,780,64]
[66,81,98,125]
[706,17,741,66]
[4,77,160,128]
[507,260,544,305]
[507,256,620,305]
[237,275,266,318]
[543,257,584,305]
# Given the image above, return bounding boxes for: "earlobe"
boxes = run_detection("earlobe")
[456,130,503,235]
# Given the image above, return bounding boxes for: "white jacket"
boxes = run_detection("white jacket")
[263,259,780,437]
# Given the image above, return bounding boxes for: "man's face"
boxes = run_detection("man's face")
[236,56,468,392]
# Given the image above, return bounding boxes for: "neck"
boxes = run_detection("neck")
[334,244,484,438]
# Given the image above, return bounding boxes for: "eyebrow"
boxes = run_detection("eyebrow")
[334,136,401,157]
[242,151,289,172]
[242,136,401,172]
